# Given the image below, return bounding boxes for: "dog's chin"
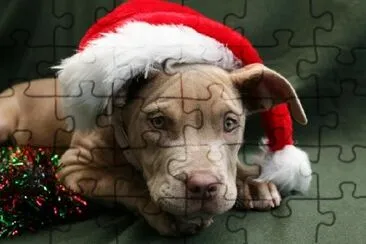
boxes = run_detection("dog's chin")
[155,196,236,216]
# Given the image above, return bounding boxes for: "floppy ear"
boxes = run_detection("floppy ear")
[231,63,307,125]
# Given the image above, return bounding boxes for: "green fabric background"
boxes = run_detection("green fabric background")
[1,0,365,243]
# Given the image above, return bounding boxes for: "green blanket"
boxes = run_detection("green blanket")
[1,0,365,243]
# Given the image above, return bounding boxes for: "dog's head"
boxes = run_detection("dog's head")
[111,63,306,217]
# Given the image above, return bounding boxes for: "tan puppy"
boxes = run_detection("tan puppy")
[0,63,305,236]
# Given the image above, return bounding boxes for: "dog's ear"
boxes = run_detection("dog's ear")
[231,63,307,125]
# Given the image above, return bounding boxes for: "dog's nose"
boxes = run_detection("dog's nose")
[186,172,220,198]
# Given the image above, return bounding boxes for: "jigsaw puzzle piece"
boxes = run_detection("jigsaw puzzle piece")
[11,1,72,47]
[1,31,59,79]
[52,0,123,47]
[0,0,74,83]
[0,0,71,48]
[316,81,366,161]
[223,0,332,46]
[313,147,366,197]
[294,99,337,163]
[240,142,318,197]
[255,32,317,93]
[178,0,246,23]
[298,47,366,97]
[227,196,334,243]
[241,97,335,164]
[312,0,366,62]
[317,183,366,243]
[56,79,115,132]
[348,49,366,94]
[0,214,133,244]
[0,195,133,243]
[0,78,72,152]
[114,217,186,244]
[184,213,249,243]
[52,129,74,153]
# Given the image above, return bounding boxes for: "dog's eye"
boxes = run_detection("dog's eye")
[224,117,238,132]
[149,116,166,129]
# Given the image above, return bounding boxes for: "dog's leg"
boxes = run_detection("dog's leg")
[56,130,186,236]
[0,96,19,143]
[235,161,281,210]
[57,162,178,236]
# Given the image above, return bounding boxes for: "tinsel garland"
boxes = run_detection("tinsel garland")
[0,146,89,238]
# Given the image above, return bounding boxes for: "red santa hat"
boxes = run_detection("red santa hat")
[54,0,312,195]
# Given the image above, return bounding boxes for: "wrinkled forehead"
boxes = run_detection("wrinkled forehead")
[136,65,243,111]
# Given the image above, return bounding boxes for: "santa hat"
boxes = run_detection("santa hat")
[54,0,312,195]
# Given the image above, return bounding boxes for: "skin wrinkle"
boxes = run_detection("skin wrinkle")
[117,64,243,216]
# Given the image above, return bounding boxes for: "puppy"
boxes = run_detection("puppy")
[0,63,304,235]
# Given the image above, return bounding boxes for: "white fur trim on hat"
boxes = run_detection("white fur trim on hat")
[53,21,241,130]
[251,139,312,195]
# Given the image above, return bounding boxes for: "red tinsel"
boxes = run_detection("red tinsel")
[0,146,89,238]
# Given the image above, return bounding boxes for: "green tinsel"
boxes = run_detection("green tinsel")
[0,146,89,238]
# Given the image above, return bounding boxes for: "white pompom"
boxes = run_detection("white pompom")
[251,141,312,195]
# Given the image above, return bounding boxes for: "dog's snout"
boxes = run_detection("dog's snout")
[186,172,220,198]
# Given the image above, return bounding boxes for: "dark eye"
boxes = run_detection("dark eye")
[224,117,238,132]
[150,116,166,129]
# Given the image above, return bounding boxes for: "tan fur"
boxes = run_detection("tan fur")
[0,63,305,236]
[0,79,71,154]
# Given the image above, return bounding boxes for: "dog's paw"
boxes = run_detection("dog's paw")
[145,214,213,236]
[235,178,281,211]
[175,216,214,236]
[140,204,178,236]
[140,211,177,236]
